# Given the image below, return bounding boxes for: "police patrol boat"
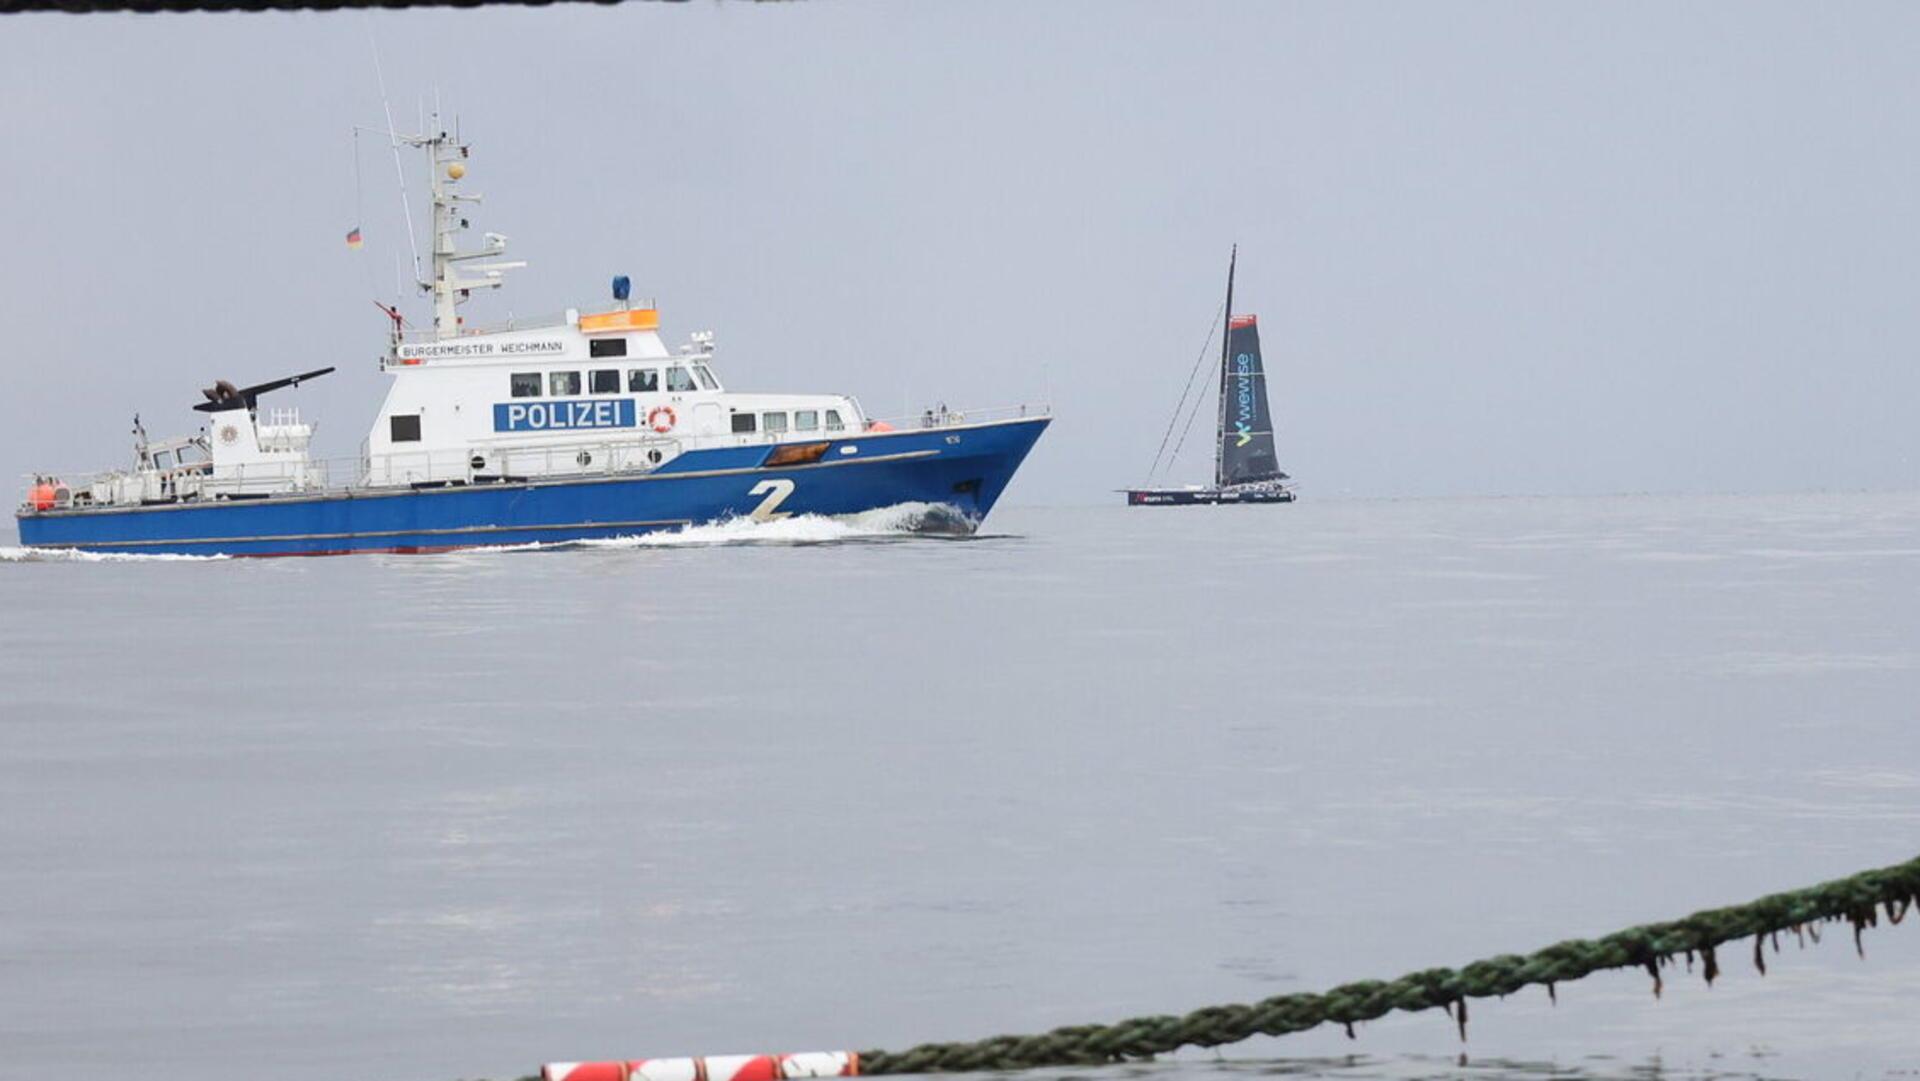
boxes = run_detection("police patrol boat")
[15,123,1049,557]
[1125,247,1294,506]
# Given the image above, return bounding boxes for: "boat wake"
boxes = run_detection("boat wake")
[586,501,979,549]
[0,546,227,564]
[450,502,980,556]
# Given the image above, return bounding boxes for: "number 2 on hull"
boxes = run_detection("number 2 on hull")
[748,478,796,521]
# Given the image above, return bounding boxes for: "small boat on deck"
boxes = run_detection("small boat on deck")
[1125,248,1294,506]
[15,117,1049,556]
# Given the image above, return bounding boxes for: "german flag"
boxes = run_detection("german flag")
[345,226,363,250]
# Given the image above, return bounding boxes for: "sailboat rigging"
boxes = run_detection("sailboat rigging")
[1125,247,1296,506]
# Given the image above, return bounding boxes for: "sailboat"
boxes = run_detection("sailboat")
[1125,247,1295,506]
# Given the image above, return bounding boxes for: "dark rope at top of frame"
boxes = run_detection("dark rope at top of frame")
[0,0,801,14]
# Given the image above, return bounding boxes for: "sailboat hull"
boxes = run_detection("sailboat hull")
[1124,486,1296,506]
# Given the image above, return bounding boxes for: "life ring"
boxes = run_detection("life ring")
[648,406,677,433]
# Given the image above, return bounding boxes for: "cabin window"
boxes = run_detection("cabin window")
[825,409,845,432]
[391,414,422,443]
[666,366,697,393]
[151,450,175,469]
[731,412,756,434]
[795,409,819,431]
[763,412,789,434]
[694,364,720,391]
[550,371,582,396]
[511,372,542,398]
[590,369,621,394]
[628,368,659,393]
[177,444,205,464]
[590,337,628,358]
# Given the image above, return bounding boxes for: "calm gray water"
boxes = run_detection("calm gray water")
[3,494,1918,1081]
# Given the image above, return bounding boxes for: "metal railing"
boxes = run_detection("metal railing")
[392,297,677,344]
[395,308,580,343]
[863,402,1050,431]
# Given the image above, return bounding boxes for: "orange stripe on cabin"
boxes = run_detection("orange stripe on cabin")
[580,308,661,333]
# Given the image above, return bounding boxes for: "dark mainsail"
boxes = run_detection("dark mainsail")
[1216,315,1286,486]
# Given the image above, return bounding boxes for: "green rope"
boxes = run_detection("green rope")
[855,852,1920,1074]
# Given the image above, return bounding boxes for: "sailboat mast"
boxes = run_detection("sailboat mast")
[1213,245,1236,490]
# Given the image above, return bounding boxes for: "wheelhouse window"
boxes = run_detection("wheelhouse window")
[825,409,845,431]
[666,366,697,393]
[589,369,621,394]
[590,337,629,358]
[694,364,720,391]
[795,409,819,431]
[550,371,582,396]
[763,412,789,434]
[511,372,543,398]
[391,414,422,443]
[628,368,659,393]
[151,450,175,469]
[731,412,757,434]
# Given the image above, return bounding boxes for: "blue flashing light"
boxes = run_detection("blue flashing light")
[612,275,632,302]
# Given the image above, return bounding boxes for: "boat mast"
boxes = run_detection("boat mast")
[404,118,525,339]
[1213,245,1236,490]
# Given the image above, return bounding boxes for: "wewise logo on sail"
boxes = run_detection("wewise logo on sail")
[1233,353,1256,446]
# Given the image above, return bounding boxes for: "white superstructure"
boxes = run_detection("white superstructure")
[365,306,865,487]
[363,120,867,487]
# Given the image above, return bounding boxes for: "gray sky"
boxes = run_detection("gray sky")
[2,1,1917,504]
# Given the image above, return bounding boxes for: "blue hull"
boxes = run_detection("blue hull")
[17,418,1048,557]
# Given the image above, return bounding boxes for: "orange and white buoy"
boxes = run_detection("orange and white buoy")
[545,1052,859,1081]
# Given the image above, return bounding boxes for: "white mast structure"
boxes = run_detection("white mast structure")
[400,118,525,339]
